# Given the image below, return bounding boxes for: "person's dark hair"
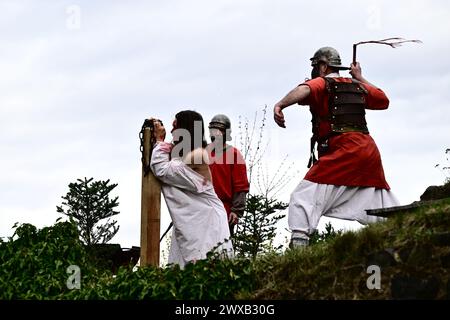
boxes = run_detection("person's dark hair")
[173,110,208,157]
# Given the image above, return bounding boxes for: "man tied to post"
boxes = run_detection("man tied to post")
[149,111,233,268]
[273,47,400,248]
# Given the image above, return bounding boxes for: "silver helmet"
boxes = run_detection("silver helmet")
[310,47,349,70]
[209,114,232,141]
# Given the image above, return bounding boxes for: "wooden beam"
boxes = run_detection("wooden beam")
[366,202,421,218]
[366,198,450,218]
[140,127,161,267]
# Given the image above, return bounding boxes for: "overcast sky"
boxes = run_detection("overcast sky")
[1,0,449,249]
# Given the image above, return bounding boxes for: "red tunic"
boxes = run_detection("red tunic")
[300,76,391,190]
[208,145,250,217]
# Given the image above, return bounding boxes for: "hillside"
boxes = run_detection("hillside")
[1,198,449,300]
[243,197,450,299]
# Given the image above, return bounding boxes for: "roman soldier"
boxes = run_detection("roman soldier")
[273,47,400,248]
[207,114,250,236]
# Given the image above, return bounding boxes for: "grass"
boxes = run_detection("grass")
[237,198,450,299]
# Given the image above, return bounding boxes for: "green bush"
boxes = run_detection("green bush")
[0,221,256,300]
[78,256,255,300]
[0,219,101,299]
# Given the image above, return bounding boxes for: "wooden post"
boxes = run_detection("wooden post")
[140,127,161,267]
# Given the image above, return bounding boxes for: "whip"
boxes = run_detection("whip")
[352,37,422,64]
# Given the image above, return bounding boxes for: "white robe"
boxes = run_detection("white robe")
[289,180,400,240]
[151,142,234,268]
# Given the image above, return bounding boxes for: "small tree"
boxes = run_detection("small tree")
[233,195,287,258]
[309,222,342,246]
[424,148,450,200]
[233,106,298,257]
[57,177,120,246]
[435,148,450,183]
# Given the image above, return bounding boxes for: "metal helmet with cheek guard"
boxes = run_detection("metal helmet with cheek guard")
[310,47,349,70]
[209,114,232,141]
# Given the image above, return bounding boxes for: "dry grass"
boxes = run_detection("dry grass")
[237,198,450,299]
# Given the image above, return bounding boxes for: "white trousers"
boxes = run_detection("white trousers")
[288,180,400,240]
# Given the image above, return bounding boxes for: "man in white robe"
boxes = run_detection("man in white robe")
[150,118,233,268]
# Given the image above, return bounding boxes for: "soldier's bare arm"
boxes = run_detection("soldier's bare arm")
[273,85,311,128]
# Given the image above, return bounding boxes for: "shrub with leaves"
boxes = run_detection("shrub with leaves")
[0,220,101,299]
[79,254,256,300]
[0,220,256,300]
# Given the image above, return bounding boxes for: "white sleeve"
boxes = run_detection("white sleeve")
[150,142,209,193]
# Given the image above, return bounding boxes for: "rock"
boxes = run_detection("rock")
[391,274,440,299]
[420,182,450,201]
